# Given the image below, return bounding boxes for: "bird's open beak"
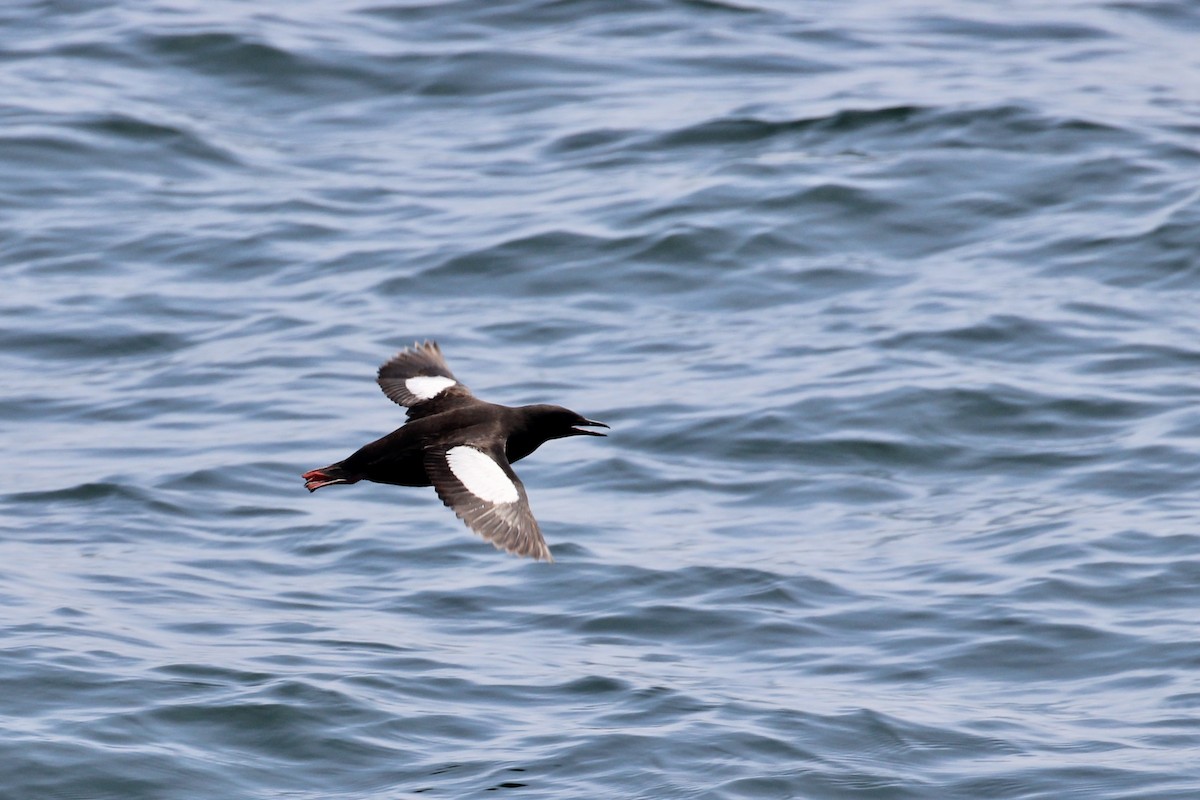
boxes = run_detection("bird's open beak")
[571,419,609,436]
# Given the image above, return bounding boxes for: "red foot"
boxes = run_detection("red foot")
[303,469,336,492]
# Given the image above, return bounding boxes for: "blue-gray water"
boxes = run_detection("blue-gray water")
[3,1,1200,798]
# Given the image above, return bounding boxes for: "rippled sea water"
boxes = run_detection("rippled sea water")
[4,1,1200,797]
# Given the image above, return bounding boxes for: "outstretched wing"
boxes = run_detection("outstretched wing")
[377,340,475,419]
[423,442,551,562]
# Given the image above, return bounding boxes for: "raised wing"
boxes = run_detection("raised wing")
[423,442,552,562]
[377,340,475,419]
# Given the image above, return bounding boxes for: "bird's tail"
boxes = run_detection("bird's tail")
[302,462,358,492]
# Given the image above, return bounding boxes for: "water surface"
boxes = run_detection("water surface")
[3,1,1200,798]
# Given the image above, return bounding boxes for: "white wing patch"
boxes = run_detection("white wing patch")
[406,375,457,400]
[446,446,519,504]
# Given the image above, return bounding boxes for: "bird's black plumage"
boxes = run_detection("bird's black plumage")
[302,341,607,561]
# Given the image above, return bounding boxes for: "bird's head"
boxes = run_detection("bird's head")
[505,404,608,463]
[532,405,609,440]
[516,407,609,443]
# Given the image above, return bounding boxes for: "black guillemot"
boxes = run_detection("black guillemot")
[302,341,608,561]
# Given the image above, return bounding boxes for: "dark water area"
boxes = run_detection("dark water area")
[3,1,1200,797]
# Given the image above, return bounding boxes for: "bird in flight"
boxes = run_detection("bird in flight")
[302,341,608,561]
